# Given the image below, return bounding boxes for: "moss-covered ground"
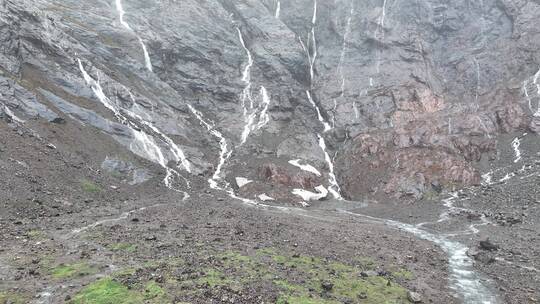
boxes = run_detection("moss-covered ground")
[68,248,413,303]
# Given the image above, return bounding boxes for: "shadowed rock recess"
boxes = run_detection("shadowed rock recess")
[1,0,540,303]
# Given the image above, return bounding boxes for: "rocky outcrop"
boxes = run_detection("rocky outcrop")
[1,0,539,202]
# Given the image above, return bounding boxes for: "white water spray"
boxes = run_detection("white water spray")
[115,0,153,72]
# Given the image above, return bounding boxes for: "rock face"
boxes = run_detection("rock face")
[1,0,540,202]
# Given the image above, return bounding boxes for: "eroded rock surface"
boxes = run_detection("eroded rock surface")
[1,0,539,201]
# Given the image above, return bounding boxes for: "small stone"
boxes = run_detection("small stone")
[407,291,423,303]
[321,281,333,291]
[360,270,378,278]
[51,117,66,124]
[479,239,499,251]
[46,143,56,149]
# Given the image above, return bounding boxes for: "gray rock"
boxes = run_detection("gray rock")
[0,0,538,202]
[407,291,423,303]
[360,270,379,278]
[480,239,500,251]
[101,156,152,185]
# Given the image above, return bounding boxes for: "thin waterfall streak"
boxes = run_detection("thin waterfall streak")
[337,1,354,119]
[115,0,131,31]
[523,81,534,114]
[307,91,331,132]
[236,29,272,145]
[115,0,153,71]
[240,86,272,145]
[476,116,492,139]
[78,59,190,196]
[474,58,480,105]
[236,27,259,145]
[312,0,317,24]
[256,86,271,130]
[511,137,522,163]
[375,0,388,74]
[3,106,25,123]
[318,134,342,199]
[138,37,153,72]
[188,105,232,189]
[533,68,540,116]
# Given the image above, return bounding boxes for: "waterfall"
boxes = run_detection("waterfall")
[318,134,342,199]
[187,105,232,190]
[115,0,153,72]
[236,28,272,145]
[337,1,355,121]
[306,91,331,132]
[375,0,388,74]
[77,59,191,197]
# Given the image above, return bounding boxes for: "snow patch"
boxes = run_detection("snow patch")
[288,159,321,176]
[292,185,328,201]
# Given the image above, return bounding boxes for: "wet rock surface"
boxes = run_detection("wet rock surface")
[0,0,539,303]
[0,0,539,201]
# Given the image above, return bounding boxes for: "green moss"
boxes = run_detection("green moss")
[101,249,412,303]
[198,269,232,287]
[112,268,137,278]
[71,278,143,304]
[263,250,410,304]
[109,243,137,253]
[26,230,45,239]
[273,280,305,293]
[332,275,409,303]
[81,180,101,193]
[143,281,168,302]
[51,262,97,279]
[354,257,377,270]
[0,291,29,304]
[277,295,339,304]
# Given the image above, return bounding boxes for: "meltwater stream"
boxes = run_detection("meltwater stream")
[338,197,500,304]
